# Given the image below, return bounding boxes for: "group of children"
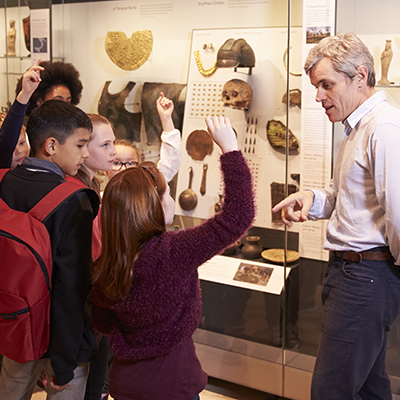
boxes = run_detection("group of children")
[0,61,255,400]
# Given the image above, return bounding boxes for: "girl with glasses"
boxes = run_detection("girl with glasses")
[106,92,181,184]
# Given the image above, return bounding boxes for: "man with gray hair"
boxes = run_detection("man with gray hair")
[273,32,400,399]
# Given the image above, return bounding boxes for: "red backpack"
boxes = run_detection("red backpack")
[0,169,85,363]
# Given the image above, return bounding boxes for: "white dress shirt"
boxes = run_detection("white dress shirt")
[157,128,181,183]
[309,91,400,265]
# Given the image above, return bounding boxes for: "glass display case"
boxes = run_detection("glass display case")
[2,0,400,398]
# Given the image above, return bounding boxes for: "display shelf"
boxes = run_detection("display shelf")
[0,56,65,60]
[376,84,400,88]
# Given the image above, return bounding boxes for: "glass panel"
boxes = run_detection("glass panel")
[0,0,64,110]
[0,0,31,109]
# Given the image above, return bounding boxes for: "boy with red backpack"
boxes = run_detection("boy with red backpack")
[0,100,99,399]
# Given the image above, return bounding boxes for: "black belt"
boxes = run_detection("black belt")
[332,250,393,263]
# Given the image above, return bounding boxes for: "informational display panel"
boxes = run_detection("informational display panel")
[198,255,291,295]
[176,27,303,230]
[299,0,336,261]
[30,9,51,63]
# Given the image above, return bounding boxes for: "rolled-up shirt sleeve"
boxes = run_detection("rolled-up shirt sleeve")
[157,129,181,183]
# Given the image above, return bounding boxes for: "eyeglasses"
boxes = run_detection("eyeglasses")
[111,160,139,171]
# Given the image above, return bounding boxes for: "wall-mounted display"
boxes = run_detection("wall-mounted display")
[194,49,217,77]
[141,82,186,145]
[186,129,213,161]
[283,46,302,76]
[282,88,302,108]
[98,81,141,141]
[176,27,302,229]
[216,38,255,75]
[266,119,299,153]
[178,166,197,212]
[221,79,253,110]
[105,30,153,71]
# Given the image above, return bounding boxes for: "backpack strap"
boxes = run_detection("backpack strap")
[29,181,87,223]
[0,169,10,183]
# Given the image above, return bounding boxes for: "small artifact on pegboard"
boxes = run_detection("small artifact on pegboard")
[266,120,299,154]
[270,182,298,223]
[282,88,302,108]
[105,30,153,71]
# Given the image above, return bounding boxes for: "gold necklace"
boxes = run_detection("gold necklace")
[194,50,217,77]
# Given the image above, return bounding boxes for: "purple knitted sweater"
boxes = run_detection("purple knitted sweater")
[90,150,254,362]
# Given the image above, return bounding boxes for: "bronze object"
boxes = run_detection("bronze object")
[186,129,213,161]
[266,120,299,153]
[200,164,208,196]
[282,88,302,108]
[179,167,198,211]
[216,38,255,72]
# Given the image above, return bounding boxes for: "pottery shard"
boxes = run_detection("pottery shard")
[266,120,299,151]
[105,30,153,71]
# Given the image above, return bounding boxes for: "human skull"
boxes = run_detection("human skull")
[221,79,253,110]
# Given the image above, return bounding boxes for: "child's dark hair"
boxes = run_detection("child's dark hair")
[15,60,83,116]
[27,99,92,156]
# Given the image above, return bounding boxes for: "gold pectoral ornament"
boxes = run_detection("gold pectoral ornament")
[105,30,153,71]
[194,50,217,77]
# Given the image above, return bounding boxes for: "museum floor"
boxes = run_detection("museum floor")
[31,376,288,400]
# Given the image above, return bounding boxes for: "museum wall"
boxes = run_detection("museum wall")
[53,0,302,115]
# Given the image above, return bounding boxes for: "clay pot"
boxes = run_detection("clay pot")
[241,236,263,259]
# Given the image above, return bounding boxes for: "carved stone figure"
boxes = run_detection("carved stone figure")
[221,79,253,110]
[5,20,16,57]
[378,39,393,85]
